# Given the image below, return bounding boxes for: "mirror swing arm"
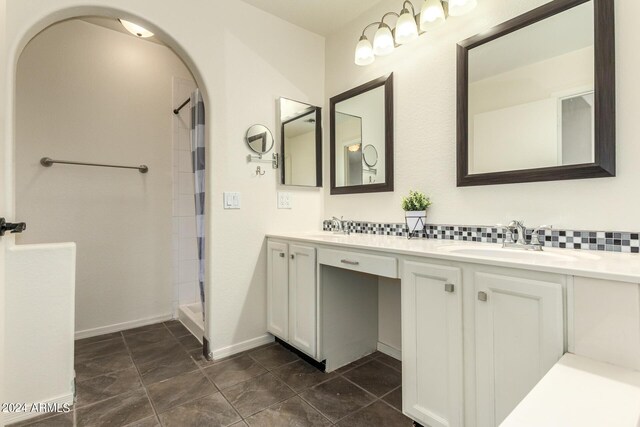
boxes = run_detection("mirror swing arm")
[456,0,615,187]
[246,152,279,169]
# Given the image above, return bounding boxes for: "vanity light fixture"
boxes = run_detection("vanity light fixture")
[373,16,397,56]
[396,2,419,44]
[354,0,477,66]
[421,0,446,30]
[119,19,154,38]
[354,25,377,66]
[348,144,362,152]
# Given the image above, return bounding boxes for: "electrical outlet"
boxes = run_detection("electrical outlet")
[223,192,241,209]
[277,192,292,209]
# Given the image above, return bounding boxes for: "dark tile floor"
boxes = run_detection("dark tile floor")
[10,322,413,426]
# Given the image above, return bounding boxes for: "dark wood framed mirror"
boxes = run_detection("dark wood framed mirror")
[279,98,322,187]
[457,0,615,187]
[330,74,394,195]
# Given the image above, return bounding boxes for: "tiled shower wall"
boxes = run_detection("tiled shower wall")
[172,77,200,315]
[323,220,640,253]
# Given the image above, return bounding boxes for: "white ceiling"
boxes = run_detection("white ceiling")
[238,0,385,36]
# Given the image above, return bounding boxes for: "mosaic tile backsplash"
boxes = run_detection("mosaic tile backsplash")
[322,220,640,254]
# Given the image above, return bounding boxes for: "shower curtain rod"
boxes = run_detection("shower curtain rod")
[40,157,149,173]
[173,97,190,115]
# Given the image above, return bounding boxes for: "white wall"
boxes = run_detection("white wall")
[378,277,401,353]
[472,98,558,173]
[324,0,639,232]
[325,0,640,352]
[15,20,193,336]
[469,47,594,173]
[0,0,7,414]
[285,130,316,186]
[2,0,325,359]
[5,243,76,425]
[571,277,640,371]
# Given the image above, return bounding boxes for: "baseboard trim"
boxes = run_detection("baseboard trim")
[75,313,174,339]
[377,341,402,360]
[212,334,275,360]
[1,393,74,425]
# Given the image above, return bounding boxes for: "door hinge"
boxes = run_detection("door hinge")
[478,291,488,302]
[0,218,26,236]
[444,283,455,293]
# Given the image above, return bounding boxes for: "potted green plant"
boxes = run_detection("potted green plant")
[401,190,432,233]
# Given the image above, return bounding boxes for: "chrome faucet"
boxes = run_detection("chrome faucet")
[331,216,351,235]
[498,220,552,251]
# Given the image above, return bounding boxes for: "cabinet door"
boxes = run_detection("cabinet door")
[475,272,563,426]
[267,241,289,340]
[402,261,464,427]
[288,244,317,358]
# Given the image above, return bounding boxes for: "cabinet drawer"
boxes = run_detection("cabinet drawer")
[318,248,398,278]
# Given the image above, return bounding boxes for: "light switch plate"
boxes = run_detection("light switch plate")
[223,192,241,209]
[277,192,292,209]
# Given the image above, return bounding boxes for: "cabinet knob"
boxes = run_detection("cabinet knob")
[478,291,488,302]
[279,253,285,258]
[290,254,295,259]
[444,283,454,293]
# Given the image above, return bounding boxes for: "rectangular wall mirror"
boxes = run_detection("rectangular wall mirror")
[279,98,322,187]
[457,0,615,186]
[330,74,394,195]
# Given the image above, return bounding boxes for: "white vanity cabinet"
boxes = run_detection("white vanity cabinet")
[266,240,317,358]
[402,261,464,427]
[401,259,565,427]
[266,234,639,427]
[288,244,318,357]
[267,241,289,340]
[474,271,564,427]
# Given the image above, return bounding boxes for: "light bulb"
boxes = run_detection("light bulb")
[373,24,395,56]
[119,19,154,38]
[447,0,478,17]
[420,0,446,30]
[354,36,375,66]
[395,8,419,44]
[348,144,361,152]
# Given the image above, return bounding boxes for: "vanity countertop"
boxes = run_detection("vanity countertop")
[501,353,640,427]
[266,232,640,283]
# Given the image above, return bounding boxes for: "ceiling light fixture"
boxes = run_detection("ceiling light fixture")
[354,0,478,66]
[119,19,154,38]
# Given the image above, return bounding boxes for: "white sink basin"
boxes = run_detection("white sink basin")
[438,245,601,262]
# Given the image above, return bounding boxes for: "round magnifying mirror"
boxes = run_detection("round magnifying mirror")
[362,144,378,167]
[245,124,274,154]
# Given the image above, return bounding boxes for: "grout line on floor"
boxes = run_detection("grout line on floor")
[235,372,298,421]
[120,330,162,423]
[295,390,337,425]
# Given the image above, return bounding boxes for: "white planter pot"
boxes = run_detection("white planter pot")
[405,210,427,232]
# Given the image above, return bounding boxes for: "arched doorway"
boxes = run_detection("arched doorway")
[2,8,212,425]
